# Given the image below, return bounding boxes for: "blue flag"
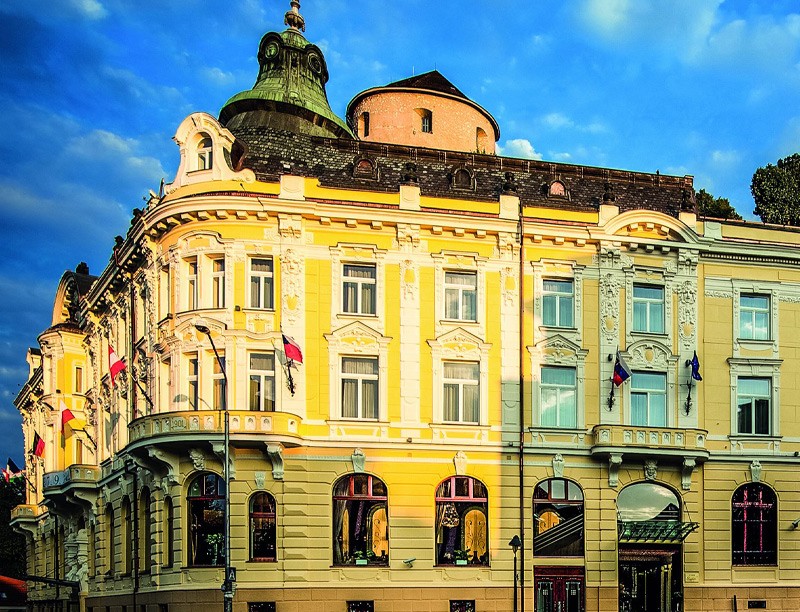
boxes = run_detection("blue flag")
[690,351,702,381]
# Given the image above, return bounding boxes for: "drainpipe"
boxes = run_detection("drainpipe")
[124,459,139,612]
[518,200,526,612]
[54,515,60,601]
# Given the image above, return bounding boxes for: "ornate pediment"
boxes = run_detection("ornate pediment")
[324,321,390,353]
[626,339,677,369]
[532,334,588,364]
[428,328,490,360]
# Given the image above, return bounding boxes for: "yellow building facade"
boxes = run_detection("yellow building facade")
[13,4,800,612]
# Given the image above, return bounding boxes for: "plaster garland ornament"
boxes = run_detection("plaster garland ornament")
[750,459,762,483]
[599,273,621,342]
[280,247,304,324]
[399,259,418,301]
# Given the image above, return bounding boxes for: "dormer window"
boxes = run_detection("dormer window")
[549,181,566,197]
[359,112,370,137]
[197,135,213,171]
[416,108,433,133]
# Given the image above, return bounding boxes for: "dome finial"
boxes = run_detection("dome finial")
[284,0,305,32]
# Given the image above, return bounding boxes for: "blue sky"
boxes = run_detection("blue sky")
[1,0,799,463]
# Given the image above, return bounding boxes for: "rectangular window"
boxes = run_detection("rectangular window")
[249,258,274,309]
[75,366,83,394]
[212,356,226,410]
[421,111,432,133]
[343,263,376,315]
[187,258,198,310]
[740,295,770,340]
[444,271,477,321]
[632,284,664,333]
[540,366,577,428]
[249,353,276,412]
[188,355,198,411]
[248,604,276,612]
[341,357,378,419]
[347,603,374,612]
[737,377,771,435]
[212,258,225,308]
[630,372,667,427]
[450,602,476,612]
[443,361,480,423]
[542,279,574,327]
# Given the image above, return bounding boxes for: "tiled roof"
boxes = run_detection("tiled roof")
[230,126,693,219]
[383,70,468,100]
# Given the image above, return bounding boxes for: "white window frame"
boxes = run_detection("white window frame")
[342,263,377,315]
[340,357,379,420]
[630,371,667,427]
[187,353,199,411]
[444,271,478,322]
[442,361,480,424]
[619,340,679,428]
[735,377,772,436]
[539,366,578,428]
[249,257,275,310]
[728,358,782,439]
[196,135,213,171]
[739,294,770,340]
[248,352,276,412]
[212,353,226,411]
[542,278,575,328]
[429,329,491,427]
[187,257,198,311]
[212,257,226,309]
[730,281,780,358]
[632,284,665,334]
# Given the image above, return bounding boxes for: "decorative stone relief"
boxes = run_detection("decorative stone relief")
[281,247,303,325]
[400,259,418,301]
[552,453,565,478]
[396,224,420,252]
[254,471,266,489]
[266,444,284,480]
[750,459,762,483]
[629,342,672,369]
[599,273,621,343]
[278,214,302,242]
[608,454,623,488]
[351,448,366,473]
[675,280,697,344]
[188,448,205,471]
[682,458,696,491]
[644,460,658,481]
[454,451,467,475]
[497,232,518,260]
[500,266,518,307]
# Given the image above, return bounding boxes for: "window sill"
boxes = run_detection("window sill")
[630,330,668,338]
[539,325,578,332]
[729,434,781,440]
[338,312,378,319]
[440,318,479,325]
[247,558,277,563]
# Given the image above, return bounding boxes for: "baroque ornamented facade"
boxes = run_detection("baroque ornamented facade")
[12,3,800,612]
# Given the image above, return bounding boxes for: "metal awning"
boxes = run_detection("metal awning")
[618,520,699,544]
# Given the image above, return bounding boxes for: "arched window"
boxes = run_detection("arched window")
[453,168,472,189]
[197,135,213,170]
[187,473,226,566]
[105,504,115,574]
[435,476,489,566]
[332,474,388,566]
[415,108,432,133]
[121,497,132,575]
[250,492,277,561]
[163,497,174,568]
[476,127,488,153]
[732,483,777,566]
[533,478,584,556]
[139,488,152,574]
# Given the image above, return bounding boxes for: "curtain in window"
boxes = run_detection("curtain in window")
[463,384,479,423]
[541,367,576,428]
[342,380,359,418]
[443,384,459,421]
[363,379,378,419]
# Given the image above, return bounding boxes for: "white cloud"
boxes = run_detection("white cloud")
[709,149,741,168]
[551,152,573,162]
[70,0,107,20]
[201,66,236,87]
[498,139,543,160]
[543,113,574,130]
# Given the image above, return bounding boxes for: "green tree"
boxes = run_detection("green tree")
[751,153,800,225]
[0,478,26,578]
[695,188,742,220]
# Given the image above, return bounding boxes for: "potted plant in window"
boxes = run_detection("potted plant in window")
[205,533,224,565]
[454,549,470,566]
[353,550,375,566]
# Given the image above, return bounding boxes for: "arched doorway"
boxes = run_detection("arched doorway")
[617,482,697,612]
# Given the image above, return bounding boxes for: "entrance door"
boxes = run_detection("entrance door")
[534,567,584,612]
[619,549,680,612]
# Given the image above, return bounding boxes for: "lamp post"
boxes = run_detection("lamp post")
[509,535,521,612]
[195,323,233,612]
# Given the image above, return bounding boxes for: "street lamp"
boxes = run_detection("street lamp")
[509,535,521,612]
[195,323,233,612]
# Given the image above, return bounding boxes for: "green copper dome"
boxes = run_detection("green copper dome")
[219,1,352,138]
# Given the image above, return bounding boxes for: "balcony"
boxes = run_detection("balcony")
[128,409,303,447]
[591,424,709,462]
[10,504,41,529]
[41,465,100,514]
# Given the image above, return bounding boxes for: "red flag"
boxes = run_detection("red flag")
[60,401,86,433]
[109,345,127,386]
[31,432,45,458]
[282,334,303,364]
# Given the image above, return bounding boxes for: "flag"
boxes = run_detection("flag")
[6,458,23,481]
[690,351,702,381]
[109,345,127,386]
[0,468,7,483]
[282,334,303,364]
[60,401,86,433]
[31,432,45,458]
[612,351,632,386]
